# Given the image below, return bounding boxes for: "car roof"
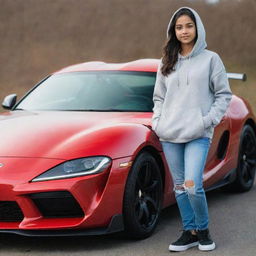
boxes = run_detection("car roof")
[53,58,160,74]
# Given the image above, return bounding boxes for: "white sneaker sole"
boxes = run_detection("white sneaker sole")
[198,242,216,251]
[169,242,199,252]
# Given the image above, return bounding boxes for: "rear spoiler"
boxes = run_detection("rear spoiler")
[227,73,247,81]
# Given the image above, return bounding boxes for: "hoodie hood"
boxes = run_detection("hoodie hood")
[166,7,207,86]
[166,7,207,58]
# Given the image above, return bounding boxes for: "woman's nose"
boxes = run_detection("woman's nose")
[182,28,188,34]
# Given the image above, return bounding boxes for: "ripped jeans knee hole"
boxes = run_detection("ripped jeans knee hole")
[174,180,196,195]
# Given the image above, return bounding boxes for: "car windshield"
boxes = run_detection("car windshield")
[15,71,156,112]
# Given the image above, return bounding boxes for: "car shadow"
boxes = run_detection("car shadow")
[0,185,255,254]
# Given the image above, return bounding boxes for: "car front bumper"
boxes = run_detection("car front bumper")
[0,156,132,235]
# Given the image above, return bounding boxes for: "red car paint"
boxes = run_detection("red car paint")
[0,59,255,235]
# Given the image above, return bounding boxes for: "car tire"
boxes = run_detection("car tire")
[123,151,163,239]
[225,125,256,192]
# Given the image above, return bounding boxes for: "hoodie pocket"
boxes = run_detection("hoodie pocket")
[155,107,205,141]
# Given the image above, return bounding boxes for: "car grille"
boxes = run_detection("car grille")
[0,201,24,222]
[30,191,84,218]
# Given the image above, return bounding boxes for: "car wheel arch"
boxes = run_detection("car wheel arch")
[244,118,256,136]
[130,146,166,193]
[122,148,164,238]
[223,123,256,192]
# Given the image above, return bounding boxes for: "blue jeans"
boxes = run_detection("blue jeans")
[161,137,211,231]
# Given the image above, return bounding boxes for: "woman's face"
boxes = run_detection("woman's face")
[175,15,196,46]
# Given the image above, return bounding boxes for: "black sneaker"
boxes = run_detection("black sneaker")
[197,229,216,251]
[169,230,199,252]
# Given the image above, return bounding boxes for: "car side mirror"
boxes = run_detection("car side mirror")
[2,94,17,109]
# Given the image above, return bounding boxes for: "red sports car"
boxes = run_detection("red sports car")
[0,59,256,239]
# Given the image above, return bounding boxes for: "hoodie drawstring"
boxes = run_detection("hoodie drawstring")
[186,57,191,85]
[176,58,181,87]
[177,56,191,87]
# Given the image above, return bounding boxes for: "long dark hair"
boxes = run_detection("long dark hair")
[161,8,197,76]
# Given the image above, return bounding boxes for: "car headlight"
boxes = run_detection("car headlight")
[31,156,112,182]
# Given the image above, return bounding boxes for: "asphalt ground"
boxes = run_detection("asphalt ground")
[0,182,256,256]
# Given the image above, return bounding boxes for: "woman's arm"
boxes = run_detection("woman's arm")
[202,53,233,129]
[152,59,167,130]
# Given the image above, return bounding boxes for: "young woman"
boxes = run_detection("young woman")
[152,7,232,252]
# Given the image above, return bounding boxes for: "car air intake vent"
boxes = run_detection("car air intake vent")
[30,191,84,218]
[0,201,24,222]
[217,131,230,159]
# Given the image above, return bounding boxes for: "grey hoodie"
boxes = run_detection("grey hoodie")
[152,7,232,143]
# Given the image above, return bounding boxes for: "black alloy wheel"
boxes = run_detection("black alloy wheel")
[123,151,163,239]
[226,125,256,192]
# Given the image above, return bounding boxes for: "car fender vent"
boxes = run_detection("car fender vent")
[217,131,230,159]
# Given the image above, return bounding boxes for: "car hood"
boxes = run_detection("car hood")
[0,110,152,159]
